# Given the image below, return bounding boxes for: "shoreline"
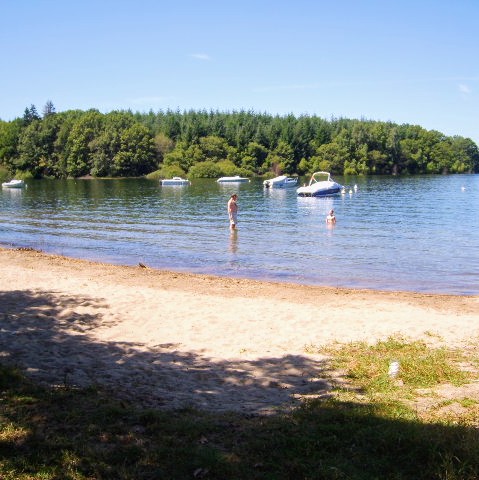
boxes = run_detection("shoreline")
[1,246,478,413]
[1,241,475,297]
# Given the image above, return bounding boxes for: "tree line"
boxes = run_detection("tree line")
[0,102,478,180]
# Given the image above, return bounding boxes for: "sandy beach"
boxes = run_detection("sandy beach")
[1,247,478,413]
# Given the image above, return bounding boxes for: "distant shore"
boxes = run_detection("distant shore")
[1,246,478,413]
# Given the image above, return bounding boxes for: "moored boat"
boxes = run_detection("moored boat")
[296,172,342,197]
[2,179,25,189]
[217,176,249,183]
[160,177,191,186]
[263,175,298,188]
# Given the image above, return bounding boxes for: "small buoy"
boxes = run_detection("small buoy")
[354,184,358,191]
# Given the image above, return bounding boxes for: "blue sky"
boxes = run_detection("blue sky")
[1,0,478,144]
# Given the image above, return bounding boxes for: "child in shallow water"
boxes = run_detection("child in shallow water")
[326,209,336,224]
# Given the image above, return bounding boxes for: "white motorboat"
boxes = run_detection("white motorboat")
[160,177,191,186]
[2,179,25,189]
[296,172,342,197]
[263,175,298,188]
[217,176,249,183]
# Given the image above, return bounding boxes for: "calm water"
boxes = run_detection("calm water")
[1,175,478,295]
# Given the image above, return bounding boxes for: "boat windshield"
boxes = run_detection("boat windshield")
[310,172,331,184]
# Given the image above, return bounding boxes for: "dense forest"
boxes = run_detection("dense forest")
[1,101,478,180]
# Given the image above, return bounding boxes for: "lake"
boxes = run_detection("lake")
[1,174,478,295]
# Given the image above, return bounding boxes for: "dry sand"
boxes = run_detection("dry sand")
[1,247,478,413]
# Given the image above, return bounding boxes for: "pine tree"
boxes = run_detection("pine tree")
[42,100,56,117]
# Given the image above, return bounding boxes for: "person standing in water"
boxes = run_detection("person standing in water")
[227,193,238,229]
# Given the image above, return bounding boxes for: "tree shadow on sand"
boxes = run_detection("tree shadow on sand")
[0,289,334,413]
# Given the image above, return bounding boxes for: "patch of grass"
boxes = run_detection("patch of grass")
[0,364,24,389]
[459,398,479,409]
[320,336,471,395]
[1,337,479,479]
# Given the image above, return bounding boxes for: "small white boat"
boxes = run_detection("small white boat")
[263,175,298,189]
[217,176,249,183]
[296,172,342,197]
[2,179,25,189]
[160,177,190,186]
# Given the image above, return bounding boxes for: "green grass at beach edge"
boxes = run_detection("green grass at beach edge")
[1,337,479,480]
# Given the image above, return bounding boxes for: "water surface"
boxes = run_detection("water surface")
[1,175,478,295]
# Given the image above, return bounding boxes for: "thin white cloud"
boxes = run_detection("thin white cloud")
[458,83,471,94]
[190,53,211,61]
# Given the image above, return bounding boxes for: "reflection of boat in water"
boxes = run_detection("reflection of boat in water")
[297,195,334,214]
[2,179,25,189]
[296,172,342,197]
[160,177,190,186]
[263,175,298,189]
[217,176,249,183]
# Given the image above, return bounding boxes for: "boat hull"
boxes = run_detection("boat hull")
[217,176,249,183]
[296,184,342,197]
[160,177,190,186]
[2,180,25,189]
[263,176,298,188]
